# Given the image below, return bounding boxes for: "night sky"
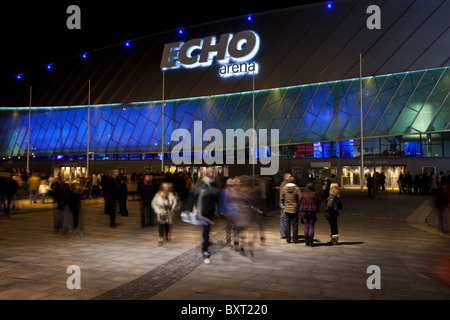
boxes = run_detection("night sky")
[1,0,325,81]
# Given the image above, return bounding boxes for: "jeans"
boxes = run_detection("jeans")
[54,206,69,234]
[284,211,299,241]
[328,209,339,235]
[279,202,286,237]
[202,223,211,253]
[141,201,153,227]
[302,211,317,237]
[159,223,170,239]
[29,189,38,203]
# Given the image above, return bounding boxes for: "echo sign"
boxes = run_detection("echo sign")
[160,30,260,77]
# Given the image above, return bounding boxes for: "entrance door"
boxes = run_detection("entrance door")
[341,166,361,186]
[373,166,405,190]
[58,166,86,182]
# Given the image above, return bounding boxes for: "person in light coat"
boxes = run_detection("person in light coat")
[152,182,178,245]
[280,176,302,243]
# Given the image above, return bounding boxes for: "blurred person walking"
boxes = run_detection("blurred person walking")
[300,183,319,247]
[219,178,240,250]
[280,176,302,243]
[70,183,83,233]
[27,172,41,204]
[325,183,343,245]
[151,182,178,245]
[235,176,263,257]
[53,178,71,235]
[187,167,220,264]
[436,187,450,234]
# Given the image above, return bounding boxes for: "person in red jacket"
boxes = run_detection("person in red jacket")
[300,183,319,247]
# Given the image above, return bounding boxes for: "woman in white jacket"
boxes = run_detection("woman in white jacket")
[151,182,178,244]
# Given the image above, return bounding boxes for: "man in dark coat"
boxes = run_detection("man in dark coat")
[138,173,156,227]
[53,178,71,234]
[187,167,220,264]
[102,169,121,228]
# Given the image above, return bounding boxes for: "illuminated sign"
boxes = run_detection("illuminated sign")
[160,30,260,77]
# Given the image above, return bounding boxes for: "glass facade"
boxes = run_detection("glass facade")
[0,66,449,160]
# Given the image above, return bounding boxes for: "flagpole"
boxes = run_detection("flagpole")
[360,53,364,193]
[161,71,165,174]
[87,80,91,178]
[252,69,256,187]
[27,86,32,173]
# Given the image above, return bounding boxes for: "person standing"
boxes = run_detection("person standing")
[280,176,302,244]
[300,183,319,247]
[102,169,121,228]
[0,172,7,217]
[91,174,101,198]
[38,178,50,203]
[27,172,41,204]
[53,178,71,235]
[367,173,374,199]
[151,182,178,245]
[118,175,129,216]
[138,173,156,228]
[187,167,220,264]
[69,183,83,233]
[326,183,342,245]
[4,172,18,218]
[279,173,291,239]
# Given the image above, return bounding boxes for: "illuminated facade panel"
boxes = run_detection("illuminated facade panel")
[0,67,448,158]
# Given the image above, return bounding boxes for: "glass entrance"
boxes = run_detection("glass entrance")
[341,166,361,186]
[57,166,87,182]
[342,165,406,190]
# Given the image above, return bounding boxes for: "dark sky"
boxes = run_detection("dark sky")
[1,0,326,80]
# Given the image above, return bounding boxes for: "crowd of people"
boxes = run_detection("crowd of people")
[364,170,450,199]
[397,170,449,196]
[279,173,342,247]
[1,165,449,263]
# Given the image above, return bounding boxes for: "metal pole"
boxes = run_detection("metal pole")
[252,69,256,186]
[161,71,165,173]
[27,87,32,173]
[360,53,364,192]
[87,80,91,178]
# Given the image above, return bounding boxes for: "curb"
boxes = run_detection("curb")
[406,196,450,239]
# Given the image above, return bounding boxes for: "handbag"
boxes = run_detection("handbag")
[159,212,168,221]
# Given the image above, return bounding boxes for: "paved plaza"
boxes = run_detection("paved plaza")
[0,189,449,302]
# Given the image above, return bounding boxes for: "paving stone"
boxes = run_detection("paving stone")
[1,192,450,301]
